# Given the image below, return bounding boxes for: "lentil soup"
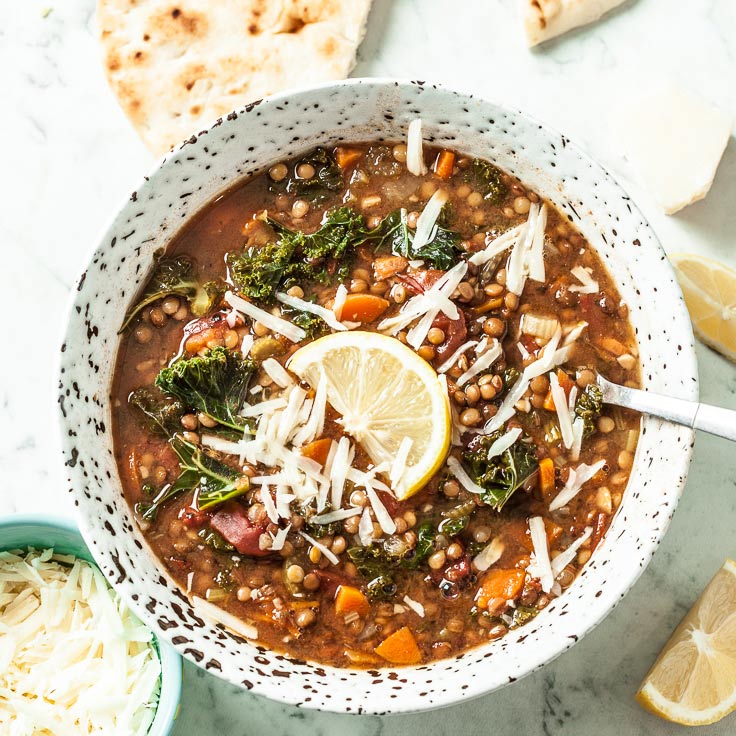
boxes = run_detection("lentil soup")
[112,132,640,668]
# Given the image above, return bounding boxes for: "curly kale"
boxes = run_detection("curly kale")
[462,159,507,205]
[227,207,364,304]
[154,346,255,433]
[136,437,248,521]
[574,383,604,437]
[464,431,539,510]
[268,147,343,203]
[121,254,224,331]
[128,386,184,436]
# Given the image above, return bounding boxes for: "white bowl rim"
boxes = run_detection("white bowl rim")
[57,77,698,714]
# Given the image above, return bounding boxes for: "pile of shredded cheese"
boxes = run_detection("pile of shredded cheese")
[0,548,161,736]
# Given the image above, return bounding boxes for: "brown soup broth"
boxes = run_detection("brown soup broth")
[112,141,640,668]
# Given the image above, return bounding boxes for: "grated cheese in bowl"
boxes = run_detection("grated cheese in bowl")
[0,547,162,735]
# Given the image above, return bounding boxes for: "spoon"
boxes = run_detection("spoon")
[596,375,736,442]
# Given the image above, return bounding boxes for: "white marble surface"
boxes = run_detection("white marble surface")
[2,0,736,733]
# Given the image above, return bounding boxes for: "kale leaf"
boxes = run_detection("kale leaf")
[135,437,247,521]
[574,383,603,437]
[364,208,462,270]
[463,159,507,205]
[347,546,398,601]
[128,386,184,436]
[170,436,247,511]
[268,147,343,203]
[464,431,539,510]
[154,346,255,433]
[227,207,364,304]
[121,254,224,331]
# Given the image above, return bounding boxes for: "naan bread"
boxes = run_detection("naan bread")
[522,0,627,46]
[98,0,373,154]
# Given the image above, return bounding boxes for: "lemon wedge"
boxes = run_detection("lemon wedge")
[287,331,451,500]
[671,253,736,362]
[636,559,736,725]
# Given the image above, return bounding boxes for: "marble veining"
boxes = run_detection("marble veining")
[2,0,735,733]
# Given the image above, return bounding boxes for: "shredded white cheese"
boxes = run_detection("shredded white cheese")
[527,516,554,593]
[568,266,599,294]
[446,455,485,495]
[389,436,413,492]
[485,427,523,459]
[365,485,397,535]
[270,524,292,552]
[406,118,428,176]
[298,532,340,565]
[0,549,161,736]
[240,333,254,358]
[275,291,348,332]
[402,595,425,618]
[436,340,479,373]
[225,290,306,343]
[332,284,348,321]
[551,527,594,578]
[505,203,548,296]
[472,537,505,572]
[261,358,294,388]
[309,507,363,524]
[549,460,606,512]
[358,507,374,546]
[468,224,525,266]
[456,340,502,387]
[570,416,585,462]
[412,189,449,252]
[549,372,574,448]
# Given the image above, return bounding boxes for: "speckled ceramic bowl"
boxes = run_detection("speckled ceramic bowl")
[57,79,698,714]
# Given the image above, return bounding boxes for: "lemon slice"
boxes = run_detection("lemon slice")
[636,559,736,725]
[287,331,451,500]
[671,253,736,362]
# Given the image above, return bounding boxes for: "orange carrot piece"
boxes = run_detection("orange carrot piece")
[433,150,455,179]
[338,293,390,323]
[556,368,575,396]
[373,255,408,281]
[475,569,526,609]
[374,626,422,665]
[542,389,556,412]
[544,369,575,411]
[335,147,362,170]
[335,585,370,617]
[538,457,556,499]
[300,438,332,466]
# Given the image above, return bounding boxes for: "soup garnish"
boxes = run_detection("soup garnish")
[112,124,640,667]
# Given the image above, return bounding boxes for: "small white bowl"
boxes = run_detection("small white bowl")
[57,79,697,714]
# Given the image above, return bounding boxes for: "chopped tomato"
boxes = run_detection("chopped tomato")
[210,502,270,556]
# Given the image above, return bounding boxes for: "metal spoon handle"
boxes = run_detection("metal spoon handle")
[597,376,736,442]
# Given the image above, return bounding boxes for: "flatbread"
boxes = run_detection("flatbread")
[522,0,627,46]
[97,0,373,154]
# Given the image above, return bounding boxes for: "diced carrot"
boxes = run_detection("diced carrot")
[334,585,370,617]
[557,368,575,395]
[300,438,332,466]
[538,457,556,499]
[373,255,409,281]
[543,369,575,411]
[338,293,390,323]
[335,147,362,170]
[545,519,563,544]
[374,626,422,665]
[289,600,320,610]
[433,150,455,179]
[475,569,526,609]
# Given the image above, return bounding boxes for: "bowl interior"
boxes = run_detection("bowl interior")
[58,79,698,714]
[0,515,182,736]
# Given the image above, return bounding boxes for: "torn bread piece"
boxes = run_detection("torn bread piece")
[615,85,733,215]
[97,0,373,155]
[522,0,627,46]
